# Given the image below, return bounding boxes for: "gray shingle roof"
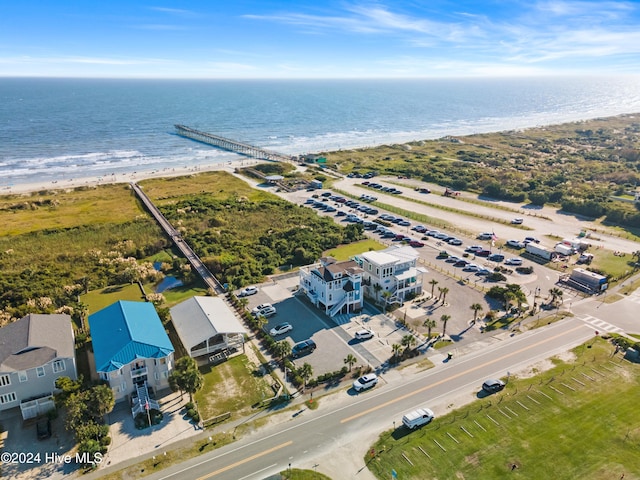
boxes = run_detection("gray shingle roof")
[0,314,74,372]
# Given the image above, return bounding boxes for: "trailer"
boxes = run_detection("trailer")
[525,243,555,261]
[555,243,574,256]
[568,268,608,292]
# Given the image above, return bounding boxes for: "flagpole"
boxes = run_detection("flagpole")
[145,399,151,427]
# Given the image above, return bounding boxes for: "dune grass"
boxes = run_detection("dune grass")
[367,338,639,480]
[0,183,141,236]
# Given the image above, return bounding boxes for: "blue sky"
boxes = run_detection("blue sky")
[1,0,639,78]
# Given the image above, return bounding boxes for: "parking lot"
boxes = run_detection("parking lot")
[237,275,412,377]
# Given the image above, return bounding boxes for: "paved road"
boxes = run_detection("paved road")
[145,318,595,480]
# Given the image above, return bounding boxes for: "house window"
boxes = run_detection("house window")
[159,357,166,365]
[18,371,28,383]
[329,294,333,302]
[0,392,17,404]
[162,371,170,379]
[155,372,160,381]
[52,360,65,373]
[0,374,11,386]
[121,383,127,392]
[36,367,46,378]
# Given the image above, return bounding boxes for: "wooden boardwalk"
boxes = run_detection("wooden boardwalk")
[175,124,293,163]
[130,182,226,295]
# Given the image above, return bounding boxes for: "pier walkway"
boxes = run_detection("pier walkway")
[130,182,226,295]
[175,124,294,163]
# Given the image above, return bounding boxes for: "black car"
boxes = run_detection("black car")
[482,379,505,394]
[291,339,317,358]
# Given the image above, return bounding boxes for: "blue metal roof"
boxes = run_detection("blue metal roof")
[88,301,174,373]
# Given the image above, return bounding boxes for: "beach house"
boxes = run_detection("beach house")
[299,257,364,317]
[88,301,174,415]
[356,245,427,306]
[0,313,77,420]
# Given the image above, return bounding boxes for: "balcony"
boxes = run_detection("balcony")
[130,366,148,378]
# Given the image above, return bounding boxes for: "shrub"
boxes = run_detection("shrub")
[185,402,195,411]
[187,408,196,419]
[191,412,200,423]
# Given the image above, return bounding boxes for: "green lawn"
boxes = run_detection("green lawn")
[81,283,146,314]
[367,339,640,480]
[194,353,274,421]
[324,238,386,260]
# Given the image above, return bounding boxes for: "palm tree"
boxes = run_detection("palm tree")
[299,362,313,388]
[423,318,436,340]
[382,290,393,312]
[274,340,291,362]
[504,291,516,311]
[401,334,417,352]
[391,343,402,358]
[549,287,563,306]
[440,287,449,304]
[255,314,268,333]
[470,303,483,323]
[440,314,451,337]
[429,279,439,298]
[373,283,382,301]
[343,354,357,371]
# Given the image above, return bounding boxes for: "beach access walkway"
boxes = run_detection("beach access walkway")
[130,182,226,295]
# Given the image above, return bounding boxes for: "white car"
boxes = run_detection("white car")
[506,239,525,249]
[354,329,374,340]
[252,303,275,315]
[353,373,378,392]
[269,322,293,336]
[505,258,523,266]
[511,218,524,224]
[254,306,276,317]
[239,286,258,297]
[402,407,435,430]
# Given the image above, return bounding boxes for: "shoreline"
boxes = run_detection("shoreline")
[1,158,265,196]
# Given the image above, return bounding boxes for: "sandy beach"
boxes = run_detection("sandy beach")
[1,158,265,196]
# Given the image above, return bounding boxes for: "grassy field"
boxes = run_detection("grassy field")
[0,183,142,236]
[81,283,147,314]
[194,354,274,421]
[367,339,640,479]
[324,238,386,260]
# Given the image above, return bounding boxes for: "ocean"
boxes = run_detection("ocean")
[1,76,640,188]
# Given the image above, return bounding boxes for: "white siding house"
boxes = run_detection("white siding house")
[299,257,364,317]
[356,245,427,305]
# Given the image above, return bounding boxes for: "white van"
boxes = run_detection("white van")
[401,407,435,430]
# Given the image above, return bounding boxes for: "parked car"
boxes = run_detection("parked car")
[476,268,491,276]
[409,240,425,247]
[353,373,379,392]
[269,322,293,336]
[412,225,427,232]
[488,253,505,262]
[291,339,317,358]
[447,238,463,246]
[477,232,494,240]
[336,211,346,217]
[476,249,492,257]
[426,230,440,237]
[254,306,276,317]
[465,245,484,253]
[445,255,460,263]
[402,407,435,430]
[398,220,411,226]
[239,286,258,297]
[482,379,506,394]
[506,239,525,249]
[524,236,540,244]
[453,260,469,267]
[511,218,524,224]
[505,258,523,266]
[354,329,374,340]
[463,264,479,272]
[252,303,272,314]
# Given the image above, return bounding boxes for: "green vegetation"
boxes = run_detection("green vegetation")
[81,284,146,314]
[281,468,332,479]
[324,239,385,260]
[324,114,640,230]
[143,172,362,289]
[194,354,274,421]
[367,339,639,480]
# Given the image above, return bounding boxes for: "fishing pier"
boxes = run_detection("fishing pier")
[175,124,294,163]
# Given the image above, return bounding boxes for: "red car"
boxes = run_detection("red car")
[409,240,425,247]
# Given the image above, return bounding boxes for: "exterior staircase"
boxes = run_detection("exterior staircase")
[131,382,160,416]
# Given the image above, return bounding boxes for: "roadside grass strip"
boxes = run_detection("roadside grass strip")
[367,339,639,480]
